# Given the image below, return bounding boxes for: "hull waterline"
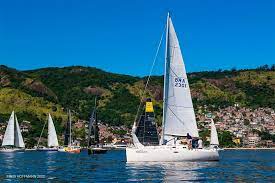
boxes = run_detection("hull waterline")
[0,148,25,153]
[126,145,219,162]
[36,147,58,151]
[88,147,108,154]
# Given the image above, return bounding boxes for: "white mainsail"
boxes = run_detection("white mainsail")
[210,119,219,146]
[14,114,25,148]
[161,15,199,144]
[47,114,59,147]
[2,111,25,148]
[2,111,15,146]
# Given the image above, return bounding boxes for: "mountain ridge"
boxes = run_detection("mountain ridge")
[0,64,274,126]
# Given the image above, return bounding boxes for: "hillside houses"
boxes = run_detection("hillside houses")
[197,106,275,147]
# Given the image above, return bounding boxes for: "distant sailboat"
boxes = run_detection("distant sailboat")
[126,13,219,162]
[135,98,159,146]
[0,111,25,152]
[210,119,219,149]
[87,97,107,154]
[60,110,81,153]
[36,114,59,151]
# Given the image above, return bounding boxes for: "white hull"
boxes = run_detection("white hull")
[58,148,66,152]
[126,145,219,162]
[0,148,25,153]
[36,147,58,151]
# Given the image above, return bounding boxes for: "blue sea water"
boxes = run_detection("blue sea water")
[0,149,274,182]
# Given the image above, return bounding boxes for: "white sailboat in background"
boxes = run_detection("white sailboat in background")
[210,118,220,149]
[126,13,219,162]
[0,111,25,152]
[36,114,59,151]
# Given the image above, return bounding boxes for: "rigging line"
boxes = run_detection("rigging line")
[133,24,167,125]
[37,116,48,147]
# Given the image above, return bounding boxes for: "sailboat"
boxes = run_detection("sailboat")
[87,97,107,154]
[58,110,71,152]
[36,114,59,151]
[135,98,159,146]
[126,13,219,162]
[210,119,220,149]
[60,110,81,153]
[0,111,25,152]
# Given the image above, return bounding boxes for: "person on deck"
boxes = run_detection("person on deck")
[187,133,192,149]
[198,138,203,149]
[187,133,192,140]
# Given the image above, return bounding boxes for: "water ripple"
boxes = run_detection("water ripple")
[0,149,274,182]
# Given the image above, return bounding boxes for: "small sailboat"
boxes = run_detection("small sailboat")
[210,119,220,149]
[36,114,59,151]
[126,13,219,162]
[135,98,159,146]
[87,97,108,154]
[0,111,25,152]
[61,110,81,153]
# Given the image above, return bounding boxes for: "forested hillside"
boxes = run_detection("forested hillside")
[0,64,274,129]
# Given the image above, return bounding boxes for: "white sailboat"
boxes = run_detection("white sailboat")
[36,114,59,151]
[0,111,25,152]
[210,119,220,149]
[126,13,219,162]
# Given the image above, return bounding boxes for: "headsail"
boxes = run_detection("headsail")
[2,111,15,146]
[210,119,219,146]
[161,14,199,144]
[14,114,25,148]
[47,114,59,147]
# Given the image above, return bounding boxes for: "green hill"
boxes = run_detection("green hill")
[0,65,274,143]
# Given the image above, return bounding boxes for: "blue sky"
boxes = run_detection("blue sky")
[0,0,274,76]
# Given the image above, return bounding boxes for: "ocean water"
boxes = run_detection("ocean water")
[0,149,274,182]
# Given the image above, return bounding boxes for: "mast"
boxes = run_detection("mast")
[64,110,70,146]
[160,12,170,145]
[69,110,72,146]
[94,96,98,144]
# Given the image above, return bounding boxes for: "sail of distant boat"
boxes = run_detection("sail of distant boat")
[88,98,99,147]
[87,97,108,154]
[14,114,25,147]
[210,119,219,147]
[160,14,199,145]
[2,111,25,148]
[47,114,59,147]
[37,113,59,149]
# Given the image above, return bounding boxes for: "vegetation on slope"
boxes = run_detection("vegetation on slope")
[0,65,274,145]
